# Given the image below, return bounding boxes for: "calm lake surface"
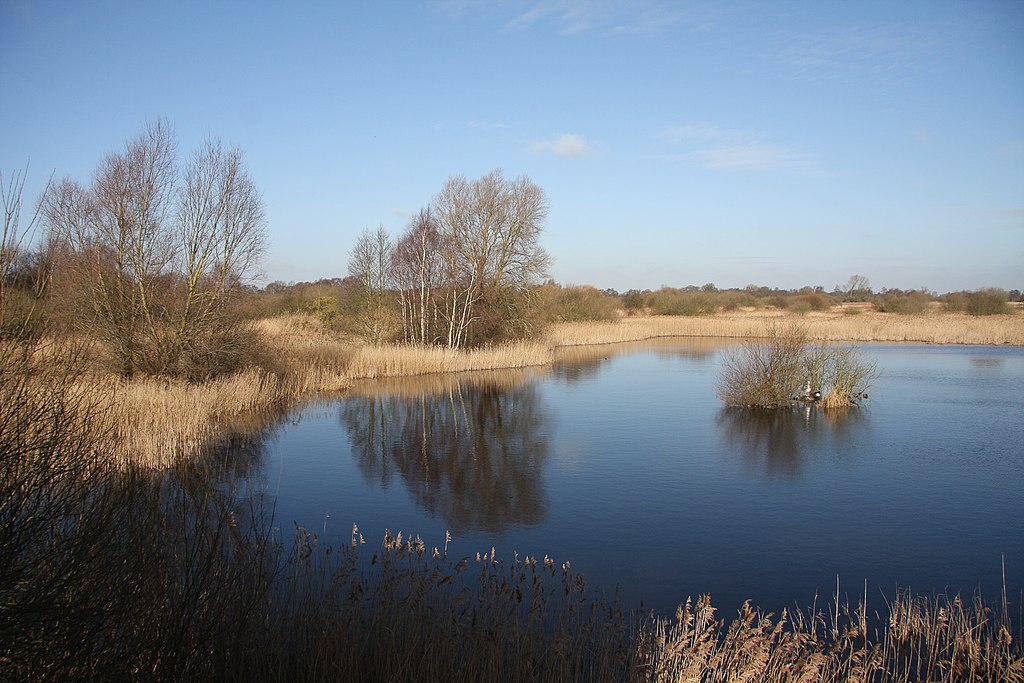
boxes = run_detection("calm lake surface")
[237,339,1024,616]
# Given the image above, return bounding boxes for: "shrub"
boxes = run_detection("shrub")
[717,323,876,408]
[873,290,932,315]
[801,292,835,311]
[943,288,1012,315]
[533,284,620,323]
[303,294,341,327]
[716,290,757,311]
[621,290,646,315]
[967,288,1011,316]
[649,288,715,316]
[717,324,809,406]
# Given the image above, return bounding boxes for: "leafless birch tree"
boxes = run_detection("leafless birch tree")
[393,208,442,344]
[431,169,550,348]
[348,226,395,344]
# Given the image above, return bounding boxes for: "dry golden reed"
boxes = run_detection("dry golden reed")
[549,310,1024,347]
[92,369,283,469]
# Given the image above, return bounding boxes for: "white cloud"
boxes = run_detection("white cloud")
[686,144,813,171]
[506,0,689,36]
[530,133,592,157]
[659,122,815,171]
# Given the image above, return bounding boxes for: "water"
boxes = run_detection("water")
[236,340,1024,616]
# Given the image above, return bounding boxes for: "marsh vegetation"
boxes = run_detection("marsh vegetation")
[3,139,1022,679]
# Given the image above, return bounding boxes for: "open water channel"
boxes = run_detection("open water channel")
[231,339,1024,616]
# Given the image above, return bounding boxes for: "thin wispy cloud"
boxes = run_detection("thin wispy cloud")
[659,122,815,171]
[438,0,693,36]
[530,133,592,157]
[513,0,689,35]
[468,119,507,130]
[769,25,936,83]
[687,144,813,171]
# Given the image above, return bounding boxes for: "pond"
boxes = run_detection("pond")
[235,339,1024,616]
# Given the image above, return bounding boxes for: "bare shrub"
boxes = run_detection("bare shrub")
[944,288,1012,316]
[717,324,808,407]
[717,324,876,408]
[819,345,877,408]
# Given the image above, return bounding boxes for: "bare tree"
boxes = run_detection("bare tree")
[843,274,872,302]
[392,209,442,344]
[43,120,266,377]
[431,169,550,348]
[1,166,51,336]
[348,226,394,344]
[176,139,266,363]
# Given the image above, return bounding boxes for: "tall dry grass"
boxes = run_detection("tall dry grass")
[238,529,1024,682]
[548,310,1024,347]
[344,340,551,379]
[92,369,284,469]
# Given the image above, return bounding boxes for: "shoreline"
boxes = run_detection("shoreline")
[103,309,1021,468]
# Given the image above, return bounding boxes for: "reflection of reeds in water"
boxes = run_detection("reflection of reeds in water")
[346,365,544,399]
[553,336,732,364]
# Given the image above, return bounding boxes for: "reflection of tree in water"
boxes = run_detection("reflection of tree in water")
[341,380,551,533]
[551,356,608,383]
[717,406,865,479]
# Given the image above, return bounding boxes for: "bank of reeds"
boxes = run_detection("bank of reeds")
[94,369,285,469]
[345,340,552,379]
[548,310,1024,347]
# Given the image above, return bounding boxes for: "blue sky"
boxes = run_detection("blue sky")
[2,0,1022,293]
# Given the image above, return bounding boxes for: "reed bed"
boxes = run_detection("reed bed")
[255,313,355,392]
[344,339,552,379]
[549,310,1024,347]
[91,369,285,469]
[238,529,1024,682]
